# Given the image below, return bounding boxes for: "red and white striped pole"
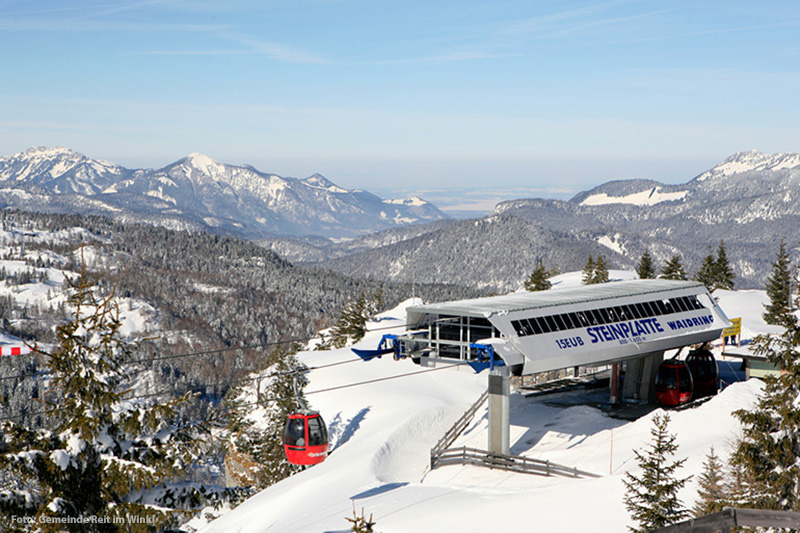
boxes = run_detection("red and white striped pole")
[0,345,34,356]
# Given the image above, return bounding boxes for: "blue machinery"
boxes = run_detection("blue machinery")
[352,334,505,373]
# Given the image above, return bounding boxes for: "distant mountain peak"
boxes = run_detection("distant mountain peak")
[302,173,348,193]
[695,150,800,181]
[179,153,225,175]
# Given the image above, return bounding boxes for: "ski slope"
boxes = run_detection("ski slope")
[195,278,771,533]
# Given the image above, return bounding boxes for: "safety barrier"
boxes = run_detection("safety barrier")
[430,389,488,460]
[432,446,600,478]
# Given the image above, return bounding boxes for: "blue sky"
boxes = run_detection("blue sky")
[2,0,799,208]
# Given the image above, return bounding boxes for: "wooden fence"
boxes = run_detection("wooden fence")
[433,446,600,478]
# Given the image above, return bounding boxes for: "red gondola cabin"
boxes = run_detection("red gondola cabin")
[283,412,329,466]
[685,347,718,398]
[655,359,694,406]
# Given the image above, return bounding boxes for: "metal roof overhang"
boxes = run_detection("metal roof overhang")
[408,280,731,375]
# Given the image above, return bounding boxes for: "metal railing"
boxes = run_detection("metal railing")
[431,389,489,460]
[433,446,600,478]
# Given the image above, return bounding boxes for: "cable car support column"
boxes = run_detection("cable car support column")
[488,365,510,455]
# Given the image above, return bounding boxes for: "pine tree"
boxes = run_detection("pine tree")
[693,446,727,517]
[725,457,757,510]
[524,260,553,291]
[661,255,688,281]
[636,249,656,280]
[730,286,800,510]
[582,255,595,285]
[623,413,691,532]
[763,239,793,325]
[224,347,306,489]
[0,264,203,532]
[583,255,610,285]
[592,255,610,284]
[694,247,717,290]
[329,291,382,348]
[713,240,735,290]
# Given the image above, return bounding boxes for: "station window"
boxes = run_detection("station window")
[670,298,687,313]
[509,292,708,338]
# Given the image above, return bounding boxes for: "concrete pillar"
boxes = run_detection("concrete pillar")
[488,366,510,455]
[622,351,664,402]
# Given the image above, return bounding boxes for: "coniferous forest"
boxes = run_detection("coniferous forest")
[0,207,479,457]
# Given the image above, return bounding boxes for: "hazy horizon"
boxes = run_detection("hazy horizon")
[3,1,798,194]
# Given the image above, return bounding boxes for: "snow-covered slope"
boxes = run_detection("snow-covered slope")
[0,146,126,194]
[194,280,770,533]
[579,186,688,207]
[0,224,158,348]
[0,147,447,239]
[694,150,800,182]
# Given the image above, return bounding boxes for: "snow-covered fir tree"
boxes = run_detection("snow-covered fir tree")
[0,263,207,532]
[636,249,656,280]
[763,238,794,325]
[328,291,383,349]
[623,413,690,532]
[731,280,800,510]
[224,347,307,490]
[661,255,688,281]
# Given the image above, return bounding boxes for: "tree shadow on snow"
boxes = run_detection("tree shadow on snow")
[350,482,409,500]
[328,407,371,453]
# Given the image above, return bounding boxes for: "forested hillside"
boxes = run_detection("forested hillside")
[0,209,479,428]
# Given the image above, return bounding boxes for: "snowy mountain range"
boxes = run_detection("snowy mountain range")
[3,147,799,290]
[302,151,800,290]
[0,147,447,239]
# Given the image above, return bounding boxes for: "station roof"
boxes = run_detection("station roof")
[408,279,707,318]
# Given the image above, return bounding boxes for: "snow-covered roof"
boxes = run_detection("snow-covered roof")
[409,279,706,319]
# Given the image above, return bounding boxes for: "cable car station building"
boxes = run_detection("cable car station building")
[383,280,730,452]
[401,279,728,384]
